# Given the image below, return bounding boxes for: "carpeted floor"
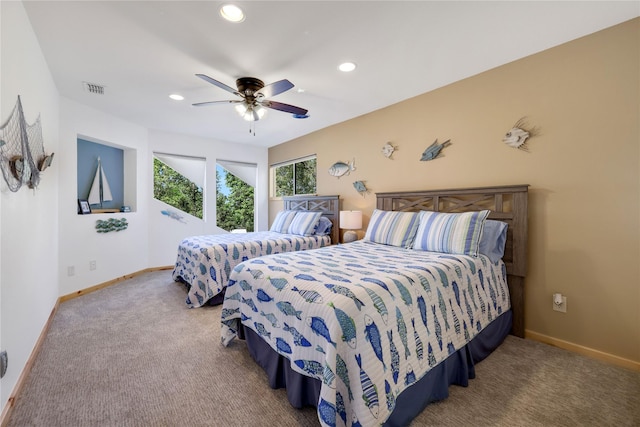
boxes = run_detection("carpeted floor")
[6,270,640,426]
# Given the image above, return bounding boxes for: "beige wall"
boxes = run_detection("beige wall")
[269,19,639,363]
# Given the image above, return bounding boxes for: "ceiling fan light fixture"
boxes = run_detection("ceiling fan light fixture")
[239,104,265,121]
[220,4,245,23]
[235,103,247,115]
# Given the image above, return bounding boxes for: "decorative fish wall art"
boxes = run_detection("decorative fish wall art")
[328,159,356,178]
[161,209,187,223]
[353,180,369,197]
[420,139,451,161]
[95,218,128,233]
[381,142,397,159]
[503,117,539,151]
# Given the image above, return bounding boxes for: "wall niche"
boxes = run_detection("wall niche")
[76,136,136,214]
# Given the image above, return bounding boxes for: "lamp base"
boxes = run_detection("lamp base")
[343,230,358,243]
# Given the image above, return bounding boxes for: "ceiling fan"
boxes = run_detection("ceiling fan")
[193,74,308,122]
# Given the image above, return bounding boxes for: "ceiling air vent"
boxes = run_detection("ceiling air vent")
[83,82,105,95]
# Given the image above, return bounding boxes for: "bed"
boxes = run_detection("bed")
[172,195,340,307]
[220,185,528,426]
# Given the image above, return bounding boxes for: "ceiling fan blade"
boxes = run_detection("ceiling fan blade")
[192,100,243,107]
[195,74,241,97]
[257,79,294,98]
[260,100,308,116]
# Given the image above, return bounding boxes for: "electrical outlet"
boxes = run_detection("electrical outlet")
[553,294,567,313]
[67,266,75,276]
[90,260,97,271]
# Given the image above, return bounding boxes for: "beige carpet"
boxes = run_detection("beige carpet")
[7,270,640,426]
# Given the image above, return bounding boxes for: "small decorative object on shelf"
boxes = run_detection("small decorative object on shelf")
[78,199,91,215]
[328,158,356,178]
[95,218,128,233]
[420,139,451,161]
[120,205,131,212]
[340,210,362,243]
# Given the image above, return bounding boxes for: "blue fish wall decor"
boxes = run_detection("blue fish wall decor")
[328,159,355,178]
[420,139,451,161]
[353,180,369,197]
[161,209,187,223]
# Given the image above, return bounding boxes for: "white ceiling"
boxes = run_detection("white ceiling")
[23,1,639,148]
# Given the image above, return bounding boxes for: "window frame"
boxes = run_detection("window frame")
[269,154,317,199]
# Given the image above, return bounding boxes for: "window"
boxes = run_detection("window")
[153,153,205,220]
[271,155,316,198]
[216,160,256,232]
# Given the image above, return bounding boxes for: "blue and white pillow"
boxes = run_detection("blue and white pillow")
[413,210,490,256]
[288,211,323,236]
[270,210,298,233]
[479,220,508,263]
[314,216,333,236]
[363,210,420,248]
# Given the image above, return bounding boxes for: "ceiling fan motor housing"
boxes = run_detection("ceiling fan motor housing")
[236,77,265,98]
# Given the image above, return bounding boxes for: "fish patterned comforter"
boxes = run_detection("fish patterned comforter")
[172,231,331,307]
[221,240,510,427]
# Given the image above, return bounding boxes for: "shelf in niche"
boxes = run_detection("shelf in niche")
[76,136,137,215]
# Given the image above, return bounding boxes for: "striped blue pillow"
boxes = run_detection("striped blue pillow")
[288,211,322,236]
[270,210,298,233]
[363,210,420,248]
[413,210,490,256]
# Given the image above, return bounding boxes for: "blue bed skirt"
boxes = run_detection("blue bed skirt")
[240,309,512,426]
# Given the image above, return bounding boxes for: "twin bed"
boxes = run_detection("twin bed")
[172,195,340,307]
[219,185,528,427]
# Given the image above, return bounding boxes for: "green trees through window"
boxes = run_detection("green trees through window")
[153,157,203,219]
[153,155,255,231]
[216,165,255,232]
[274,157,316,197]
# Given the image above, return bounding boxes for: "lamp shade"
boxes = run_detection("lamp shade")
[340,210,362,230]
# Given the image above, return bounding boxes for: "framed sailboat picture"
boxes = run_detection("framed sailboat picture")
[78,199,91,215]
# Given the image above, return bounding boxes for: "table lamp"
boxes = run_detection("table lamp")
[340,210,362,243]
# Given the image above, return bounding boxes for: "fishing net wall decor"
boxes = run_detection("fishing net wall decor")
[0,96,54,192]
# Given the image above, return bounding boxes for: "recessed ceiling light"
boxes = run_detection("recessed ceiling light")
[169,94,184,101]
[220,4,245,23]
[338,62,357,72]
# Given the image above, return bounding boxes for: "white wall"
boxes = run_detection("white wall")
[0,2,270,417]
[58,98,149,296]
[1,1,60,410]
[148,130,268,267]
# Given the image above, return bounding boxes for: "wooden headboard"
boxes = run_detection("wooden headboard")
[283,195,340,245]
[376,185,529,337]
